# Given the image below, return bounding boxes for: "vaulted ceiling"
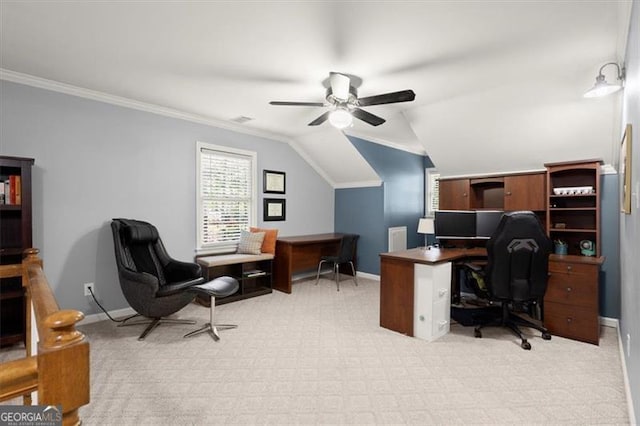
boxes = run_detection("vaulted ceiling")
[0,2,631,184]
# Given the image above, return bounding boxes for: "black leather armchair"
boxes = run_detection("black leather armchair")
[111,218,204,340]
[463,211,553,350]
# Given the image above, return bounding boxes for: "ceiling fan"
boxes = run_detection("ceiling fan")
[269,72,415,128]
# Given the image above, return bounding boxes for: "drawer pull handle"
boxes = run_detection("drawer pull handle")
[567,266,572,271]
[566,317,573,323]
[566,287,572,292]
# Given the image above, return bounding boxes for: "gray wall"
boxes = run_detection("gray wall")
[620,0,639,418]
[0,80,334,316]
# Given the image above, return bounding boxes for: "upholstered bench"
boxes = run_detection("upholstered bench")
[197,253,274,268]
[195,253,275,305]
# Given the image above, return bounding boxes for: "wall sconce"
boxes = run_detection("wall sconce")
[417,218,435,249]
[584,62,625,98]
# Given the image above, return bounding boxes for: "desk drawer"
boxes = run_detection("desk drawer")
[549,260,598,276]
[545,273,597,308]
[544,301,599,345]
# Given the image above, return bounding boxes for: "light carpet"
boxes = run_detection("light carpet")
[2,277,630,425]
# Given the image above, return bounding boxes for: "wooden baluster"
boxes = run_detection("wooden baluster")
[22,248,41,405]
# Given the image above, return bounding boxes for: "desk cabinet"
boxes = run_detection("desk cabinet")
[544,255,602,345]
[504,173,546,211]
[438,172,546,211]
[438,179,470,210]
[414,263,451,341]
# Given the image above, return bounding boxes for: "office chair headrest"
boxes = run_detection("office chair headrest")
[116,219,160,244]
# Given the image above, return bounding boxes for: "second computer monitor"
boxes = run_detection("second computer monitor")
[475,210,505,239]
[434,210,476,239]
[434,210,505,240]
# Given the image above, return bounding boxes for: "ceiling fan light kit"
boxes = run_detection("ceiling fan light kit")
[328,108,353,129]
[269,72,416,128]
[584,62,625,98]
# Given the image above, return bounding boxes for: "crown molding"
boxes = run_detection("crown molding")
[0,68,291,145]
[344,130,427,156]
[334,180,383,189]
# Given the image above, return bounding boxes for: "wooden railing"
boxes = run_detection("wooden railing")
[0,249,90,426]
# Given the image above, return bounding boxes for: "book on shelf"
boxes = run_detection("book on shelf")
[1,175,21,205]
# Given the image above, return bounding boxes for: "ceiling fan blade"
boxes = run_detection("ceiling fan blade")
[308,111,331,126]
[269,101,325,107]
[329,72,350,101]
[357,90,416,107]
[352,108,386,126]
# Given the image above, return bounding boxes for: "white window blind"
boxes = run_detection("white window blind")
[197,142,257,253]
[426,170,440,217]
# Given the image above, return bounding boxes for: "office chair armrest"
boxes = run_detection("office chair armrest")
[164,260,203,282]
[119,268,159,288]
[157,277,205,297]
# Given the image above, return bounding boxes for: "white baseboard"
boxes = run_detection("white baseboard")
[80,307,136,325]
[356,271,380,281]
[610,318,637,425]
[600,316,618,328]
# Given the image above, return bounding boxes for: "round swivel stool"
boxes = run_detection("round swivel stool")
[184,276,239,341]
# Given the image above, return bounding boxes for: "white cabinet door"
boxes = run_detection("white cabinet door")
[413,263,452,341]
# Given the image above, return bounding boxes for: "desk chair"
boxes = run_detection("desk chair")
[315,234,359,291]
[463,211,552,350]
[111,218,203,340]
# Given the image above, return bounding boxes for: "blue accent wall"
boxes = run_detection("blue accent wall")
[335,186,385,274]
[600,173,620,318]
[335,136,428,274]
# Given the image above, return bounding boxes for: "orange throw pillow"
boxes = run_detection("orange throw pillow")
[250,227,278,254]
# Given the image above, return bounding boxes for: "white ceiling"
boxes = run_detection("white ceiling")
[0,1,631,183]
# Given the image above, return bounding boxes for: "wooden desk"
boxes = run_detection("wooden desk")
[273,233,356,294]
[381,248,604,345]
[380,247,486,337]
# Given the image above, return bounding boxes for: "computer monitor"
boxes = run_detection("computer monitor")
[475,210,504,239]
[434,210,476,239]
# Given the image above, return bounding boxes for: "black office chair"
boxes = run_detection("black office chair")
[463,211,553,350]
[111,218,204,340]
[315,234,359,291]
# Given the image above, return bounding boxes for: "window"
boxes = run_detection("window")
[425,169,440,217]
[197,142,257,253]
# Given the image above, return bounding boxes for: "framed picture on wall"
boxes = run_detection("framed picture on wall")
[620,124,632,214]
[263,170,286,194]
[264,198,286,221]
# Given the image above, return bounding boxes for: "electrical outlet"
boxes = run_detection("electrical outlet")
[84,282,94,297]
[627,334,631,358]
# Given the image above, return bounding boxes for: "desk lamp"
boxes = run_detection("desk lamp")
[417,218,435,249]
